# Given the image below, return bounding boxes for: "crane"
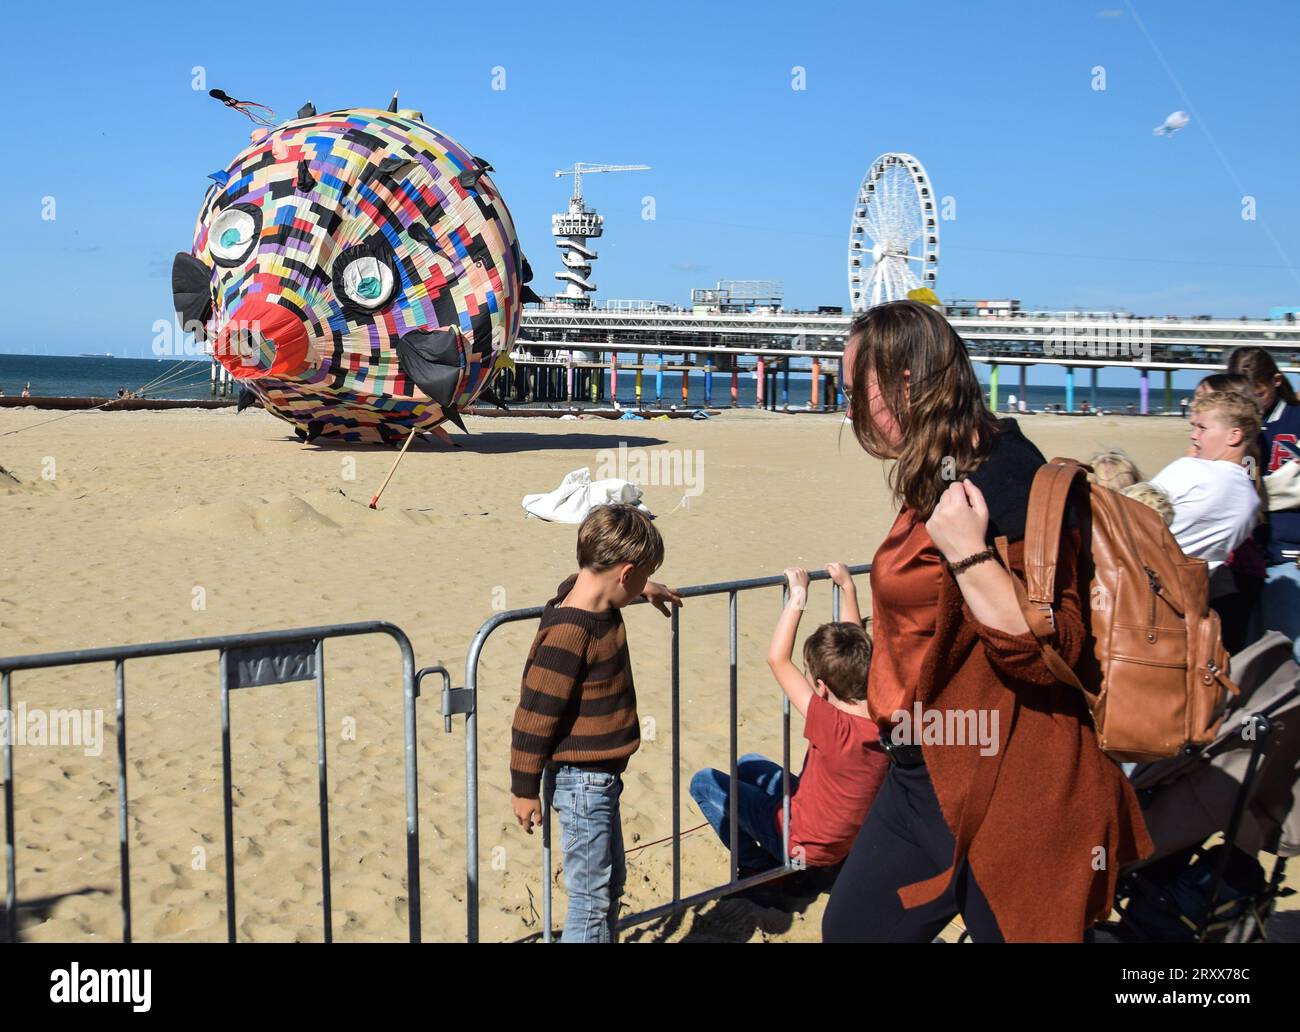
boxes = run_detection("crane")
[554,162,651,205]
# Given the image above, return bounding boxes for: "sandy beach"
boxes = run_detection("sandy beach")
[1,406,1293,942]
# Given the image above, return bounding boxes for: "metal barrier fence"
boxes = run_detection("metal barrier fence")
[461,563,870,943]
[0,622,421,944]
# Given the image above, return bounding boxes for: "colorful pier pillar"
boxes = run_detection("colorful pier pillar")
[704,366,713,407]
[837,358,845,408]
[566,362,574,401]
[635,366,643,407]
[610,353,619,406]
[1090,367,1098,411]
[730,366,739,407]
[989,363,1000,412]
[681,367,690,404]
[810,358,821,410]
[781,359,790,408]
[655,355,664,402]
[1139,369,1150,414]
[1164,370,1174,414]
[1065,366,1075,413]
[1019,364,1027,409]
[756,356,765,408]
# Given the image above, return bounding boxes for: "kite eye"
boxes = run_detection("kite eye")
[332,239,398,315]
[209,204,261,266]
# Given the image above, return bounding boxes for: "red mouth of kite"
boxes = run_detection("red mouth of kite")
[212,299,310,380]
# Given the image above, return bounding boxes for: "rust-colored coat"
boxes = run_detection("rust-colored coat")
[900,529,1154,941]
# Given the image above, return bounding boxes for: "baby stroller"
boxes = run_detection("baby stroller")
[1100,631,1300,943]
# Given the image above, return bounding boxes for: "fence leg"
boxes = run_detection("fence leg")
[672,604,682,903]
[314,640,333,943]
[219,651,237,943]
[115,660,132,943]
[542,765,554,942]
[3,671,15,944]
[727,593,738,883]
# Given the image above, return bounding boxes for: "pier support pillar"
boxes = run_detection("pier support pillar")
[1065,366,1075,413]
[989,364,1000,412]
[566,363,574,401]
[1090,367,1098,411]
[837,359,845,409]
[1139,369,1150,415]
[1018,364,1027,409]
[610,354,618,407]
[810,358,821,410]
[731,366,739,407]
[635,367,643,408]
[781,359,790,409]
[682,367,690,405]
[1164,370,1174,415]
[655,355,664,403]
[756,357,765,408]
[704,366,713,407]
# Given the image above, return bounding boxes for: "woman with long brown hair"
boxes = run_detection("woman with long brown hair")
[821,301,1152,942]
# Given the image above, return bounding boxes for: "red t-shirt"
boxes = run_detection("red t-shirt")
[774,694,889,867]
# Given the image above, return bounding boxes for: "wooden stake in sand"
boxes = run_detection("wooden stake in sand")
[369,428,418,509]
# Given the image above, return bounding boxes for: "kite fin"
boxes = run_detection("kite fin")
[387,91,400,113]
[294,427,308,442]
[236,389,260,413]
[305,420,325,443]
[296,159,316,192]
[443,406,468,433]
[297,101,316,119]
[521,285,544,306]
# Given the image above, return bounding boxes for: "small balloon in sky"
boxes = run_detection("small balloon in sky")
[1153,110,1190,137]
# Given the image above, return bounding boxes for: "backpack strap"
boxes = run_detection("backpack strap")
[998,458,1091,694]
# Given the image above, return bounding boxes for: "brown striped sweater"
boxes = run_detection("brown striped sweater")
[509,575,641,798]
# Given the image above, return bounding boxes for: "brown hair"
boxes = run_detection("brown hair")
[576,503,664,572]
[802,622,873,703]
[847,301,999,517]
[1195,372,1253,398]
[1193,390,1266,511]
[1088,448,1142,492]
[1227,346,1298,406]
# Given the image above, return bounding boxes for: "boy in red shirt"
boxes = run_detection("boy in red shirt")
[689,563,887,877]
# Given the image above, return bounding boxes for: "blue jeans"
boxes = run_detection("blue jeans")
[1254,561,1300,664]
[546,765,625,943]
[689,754,798,871]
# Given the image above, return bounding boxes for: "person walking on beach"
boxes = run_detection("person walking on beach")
[821,301,1152,943]
[509,504,682,943]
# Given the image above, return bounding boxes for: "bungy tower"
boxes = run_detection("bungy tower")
[551,163,649,308]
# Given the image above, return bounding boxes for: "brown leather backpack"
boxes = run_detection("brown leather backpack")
[999,458,1239,763]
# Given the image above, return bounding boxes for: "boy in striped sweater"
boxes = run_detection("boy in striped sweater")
[510,503,681,942]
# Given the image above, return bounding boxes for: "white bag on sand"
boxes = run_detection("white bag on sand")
[522,467,652,523]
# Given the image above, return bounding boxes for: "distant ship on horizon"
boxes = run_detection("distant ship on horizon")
[78,352,114,358]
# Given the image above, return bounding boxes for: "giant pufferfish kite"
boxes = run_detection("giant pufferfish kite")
[172,97,539,444]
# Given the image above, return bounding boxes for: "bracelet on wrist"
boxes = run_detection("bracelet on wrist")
[944,546,999,576]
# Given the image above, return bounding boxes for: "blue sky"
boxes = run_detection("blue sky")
[1,0,1297,357]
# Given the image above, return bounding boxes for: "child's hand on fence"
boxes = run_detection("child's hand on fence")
[512,795,542,834]
[784,567,810,609]
[824,562,856,593]
[642,581,684,617]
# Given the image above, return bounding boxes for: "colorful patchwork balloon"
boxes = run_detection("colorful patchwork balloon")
[173,101,532,443]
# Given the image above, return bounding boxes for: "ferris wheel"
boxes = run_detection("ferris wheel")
[848,153,940,312]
